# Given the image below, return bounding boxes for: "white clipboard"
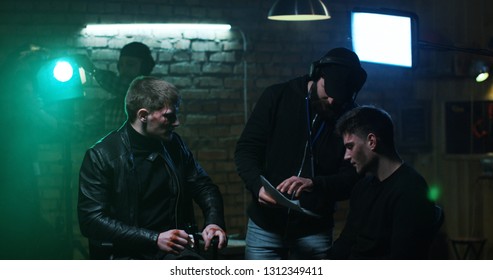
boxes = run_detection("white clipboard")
[260,175,321,217]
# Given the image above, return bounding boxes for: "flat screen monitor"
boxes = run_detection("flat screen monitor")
[350,8,419,68]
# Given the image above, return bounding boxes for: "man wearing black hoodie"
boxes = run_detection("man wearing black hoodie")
[235,47,367,259]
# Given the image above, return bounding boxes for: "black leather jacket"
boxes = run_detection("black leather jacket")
[78,123,225,258]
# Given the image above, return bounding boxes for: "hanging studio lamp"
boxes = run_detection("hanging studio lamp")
[268,0,330,21]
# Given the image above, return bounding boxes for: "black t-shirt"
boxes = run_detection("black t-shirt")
[329,163,436,259]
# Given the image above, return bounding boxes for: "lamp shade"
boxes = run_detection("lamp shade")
[472,60,490,83]
[36,57,86,103]
[268,0,330,21]
[476,71,489,83]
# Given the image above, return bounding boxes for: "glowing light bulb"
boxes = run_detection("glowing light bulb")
[53,61,74,82]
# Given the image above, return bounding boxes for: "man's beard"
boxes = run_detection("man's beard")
[310,98,340,121]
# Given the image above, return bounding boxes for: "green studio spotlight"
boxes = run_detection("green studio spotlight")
[53,60,74,82]
[36,57,86,103]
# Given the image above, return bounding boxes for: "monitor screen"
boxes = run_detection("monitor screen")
[350,8,418,68]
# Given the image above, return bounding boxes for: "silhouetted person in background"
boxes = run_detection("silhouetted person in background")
[328,105,437,259]
[76,42,156,134]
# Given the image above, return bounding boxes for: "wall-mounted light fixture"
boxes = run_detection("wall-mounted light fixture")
[470,60,491,83]
[476,69,489,83]
[83,23,231,33]
[476,65,490,83]
[267,0,330,21]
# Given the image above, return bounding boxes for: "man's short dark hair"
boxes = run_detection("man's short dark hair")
[336,105,396,151]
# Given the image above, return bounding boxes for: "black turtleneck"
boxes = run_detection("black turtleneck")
[126,123,177,231]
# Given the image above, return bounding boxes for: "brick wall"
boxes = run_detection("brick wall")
[0,0,441,259]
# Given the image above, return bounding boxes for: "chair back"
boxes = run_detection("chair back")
[433,204,445,235]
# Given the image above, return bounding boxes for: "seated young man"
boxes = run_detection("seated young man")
[328,105,437,260]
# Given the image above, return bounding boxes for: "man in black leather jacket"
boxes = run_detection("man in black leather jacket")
[78,76,227,259]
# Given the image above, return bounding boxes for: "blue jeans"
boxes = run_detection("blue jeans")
[244,219,332,260]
